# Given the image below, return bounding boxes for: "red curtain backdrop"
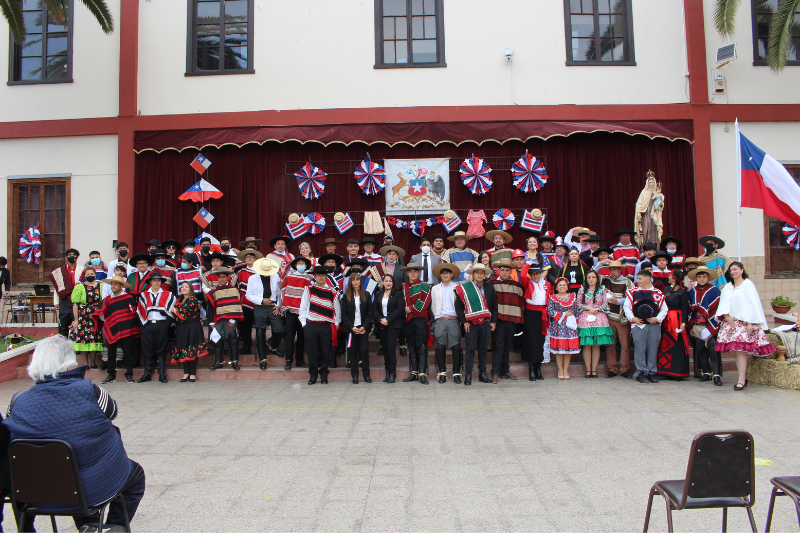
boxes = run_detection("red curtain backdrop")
[133,131,698,259]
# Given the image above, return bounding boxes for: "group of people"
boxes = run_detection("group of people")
[48,225,774,389]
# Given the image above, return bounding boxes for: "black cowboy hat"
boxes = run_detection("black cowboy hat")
[207,252,236,266]
[652,251,673,264]
[359,236,380,246]
[527,267,544,274]
[144,239,161,248]
[539,231,556,244]
[660,236,683,252]
[269,235,292,247]
[64,248,80,257]
[592,246,614,257]
[613,227,635,236]
[698,235,725,249]
[160,239,182,250]
[346,258,370,270]
[634,299,660,320]
[130,253,155,266]
[179,254,198,266]
[318,253,343,267]
[152,248,169,257]
[147,272,164,283]
[311,265,330,275]
[290,256,312,271]
[586,235,605,243]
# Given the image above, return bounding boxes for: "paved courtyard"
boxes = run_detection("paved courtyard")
[1,376,799,532]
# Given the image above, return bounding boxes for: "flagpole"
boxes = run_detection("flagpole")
[736,118,742,261]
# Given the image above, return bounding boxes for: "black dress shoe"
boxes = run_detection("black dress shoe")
[403,374,419,382]
[126,375,135,383]
[159,375,168,383]
[364,376,372,383]
[297,363,309,368]
[320,376,328,384]
[733,379,748,391]
[464,372,472,385]
[636,374,649,383]
[387,372,396,383]
[272,349,284,357]
[491,374,499,384]
[699,374,712,382]
[180,378,188,382]
[419,375,429,384]
[101,376,115,384]
[713,375,722,386]
[621,371,632,379]
[136,374,151,383]
[534,364,544,380]
[308,377,317,385]
[606,371,617,378]
[648,375,659,383]
[352,377,359,384]
[209,362,224,370]
[529,370,536,381]
[284,361,291,371]
[399,346,408,357]
[231,361,240,370]
[260,361,268,370]
[438,374,446,384]
[383,375,389,382]
[453,375,461,384]
[478,372,490,383]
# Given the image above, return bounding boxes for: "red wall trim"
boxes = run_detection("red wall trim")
[684,0,710,104]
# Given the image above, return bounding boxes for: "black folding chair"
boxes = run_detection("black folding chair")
[643,430,757,532]
[765,476,800,532]
[8,439,130,532]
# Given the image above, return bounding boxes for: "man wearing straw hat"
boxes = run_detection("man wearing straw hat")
[455,264,497,385]
[236,248,264,355]
[246,257,285,370]
[430,263,464,384]
[687,266,723,386]
[601,260,634,378]
[441,231,479,284]
[486,230,513,266]
[95,275,140,383]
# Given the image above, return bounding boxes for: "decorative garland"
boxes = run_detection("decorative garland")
[354,153,386,195]
[294,162,327,200]
[459,155,492,195]
[387,215,446,237]
[783,224,800,250]
[512,150,548,193]
[18,225,41,264]
[492,208,515,230]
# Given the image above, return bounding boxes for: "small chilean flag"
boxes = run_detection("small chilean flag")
[739,124,800,227]
[179,179,224,202]
[193,208,214,229]
[190,154,212,174]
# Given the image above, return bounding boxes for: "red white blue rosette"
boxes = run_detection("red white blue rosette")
[783,224,800,250]
[511,150,548,193]
[18,225,41,264]
[306,212,326,235]
[492,209,515,230]
[459,155,492,195]
[295,162,327,200]
[354,153,386,196]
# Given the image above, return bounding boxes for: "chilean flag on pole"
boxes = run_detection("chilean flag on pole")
[739,123,800,227]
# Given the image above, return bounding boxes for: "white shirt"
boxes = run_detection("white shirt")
[354,295,362,326]
[245,274,282,308]
[421,254,434,284]
[382,295,389,317]
[146,288,167,321]
[435,281,457,319]
[526,279,548,307]
[298,284,341,327]
[622,286,669,329]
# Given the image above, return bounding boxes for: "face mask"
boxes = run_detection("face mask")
[118,250,128,258]
[156,259,166,267]
[181,263,190,270]
[91,258,101,266]
[67,256,77,263]
[296,265,307,273]
[221,245,230,252]
[666,249,676,254]
[184,246,194,253]
[705,244,715,254]
[421,246,430,254]
[149,249,156,255]
[202,246,211,253]
[386,259,396,264]
[85,275,96,282]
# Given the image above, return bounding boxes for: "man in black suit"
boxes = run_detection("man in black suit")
[410,236,441,286]
[455,264,497,385]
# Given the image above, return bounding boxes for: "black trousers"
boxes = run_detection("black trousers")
[378,325,400,373]
[73,460,146,529]
[347,331,370,378]
[284,312,305,364]
[492,320,516,376]
[405,316,429,375]
[238,307,254,348]
[183,359,198,375]
[305,321,332,377]
[107,335,135,378]
[464,321,491,372]
[140,320,170,375]
[522,309,545,364]
[57,299,73,337]
[695,334,722,376]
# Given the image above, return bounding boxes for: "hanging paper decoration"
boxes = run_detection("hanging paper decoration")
[18,226,41,264]
[354,153,386,195]
[459,155,493,195]
[286,213,311,240]
[305,212,326,234]
[193,207,214,229]
[511,150,549,193]
[179,179,224,202]
[190,154,212,175]
[520,209,546,233]
[783,224,800,250]
[492,209,515,231]
[334,212,354,235]
[442,210,463,233]
[387,215,447,237]
[294,162,327,200]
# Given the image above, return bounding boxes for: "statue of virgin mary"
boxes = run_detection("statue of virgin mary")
[634,171,664,246]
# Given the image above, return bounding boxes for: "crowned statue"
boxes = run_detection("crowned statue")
[634,170,664,246]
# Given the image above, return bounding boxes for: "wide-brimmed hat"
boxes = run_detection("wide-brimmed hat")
[699,235,725,249]
[447,231,473,242]
[359,236,379,247]
[380,245,405,258]
[318,253,343,267]
[160,239,181,250]
[269,235,292,247]
[433,263,461,280]
[652,251,673,264]
[539,231,556,244]
[318,238,341,248]
[592,246,614,257]
[252,257,279,277]
[485,230,513,244]
[144,239,161,248]
[554,240,570,251]
[239,236,263,248]
[346,258,370,270]
[587,235,604,243]
[575,227,594,236]
[527,267,545,274]
[207,252,236,266]
[687,265,719,282]
[102,275,131,289]
[147,272,164,283]
[290,256,312,271]
[152,248,169,257]
[634,300,660,320]
[211,266,234,276]
[237,249,263,262]
[401,262,423,272]
[660,236,683,252]
[607,260,624,269]
[311,265,330,275]
[465,264,492,276]
[493,259,515,269]
[613,227,635,236]
[130,253,155,266]
[682,256,702,267]
[64,248,80,257]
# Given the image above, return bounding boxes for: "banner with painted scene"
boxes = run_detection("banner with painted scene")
[385,158,451,214]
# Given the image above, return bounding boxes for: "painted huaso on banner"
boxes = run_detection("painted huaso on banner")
[385,158,451,214]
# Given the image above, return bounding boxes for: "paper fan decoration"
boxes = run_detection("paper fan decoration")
[784,224,800,250]
[306,212,326,234]
[492,209,515,231]
[511,150,549,193]
[295,162,327,200]
[459,155,493,195]
[354,153,386,195]
[18,226,41,264]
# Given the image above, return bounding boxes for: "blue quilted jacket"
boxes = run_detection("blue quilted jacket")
[3,366,131,508]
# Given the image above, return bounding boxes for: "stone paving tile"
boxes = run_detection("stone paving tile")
[0,377,799,532]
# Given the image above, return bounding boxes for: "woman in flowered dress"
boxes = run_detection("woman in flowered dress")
[169,281,207,382]
[577,271,614,378]
[548,278,581,380]
[69,266,104,368]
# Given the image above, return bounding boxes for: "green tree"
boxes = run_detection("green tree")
[1,0,113,43]
[714,0,800,72]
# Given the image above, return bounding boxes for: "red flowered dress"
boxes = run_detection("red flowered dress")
[169,297,208,363]
[466,210,488,238]
[547,293,581,354]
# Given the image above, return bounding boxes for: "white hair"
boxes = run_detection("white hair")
[27,335,78,382]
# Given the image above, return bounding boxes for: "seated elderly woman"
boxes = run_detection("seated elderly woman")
[2,336,145,533]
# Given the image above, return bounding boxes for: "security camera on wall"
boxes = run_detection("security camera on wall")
[504,47,513,62]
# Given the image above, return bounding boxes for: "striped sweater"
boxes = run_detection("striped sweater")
[208,284,244,321]
[490,278,524,323]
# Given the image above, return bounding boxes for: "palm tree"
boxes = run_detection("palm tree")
[714,0,799,72]
[1,0,113,43]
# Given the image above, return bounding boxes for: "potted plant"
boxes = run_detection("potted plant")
[770,295,796,315]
